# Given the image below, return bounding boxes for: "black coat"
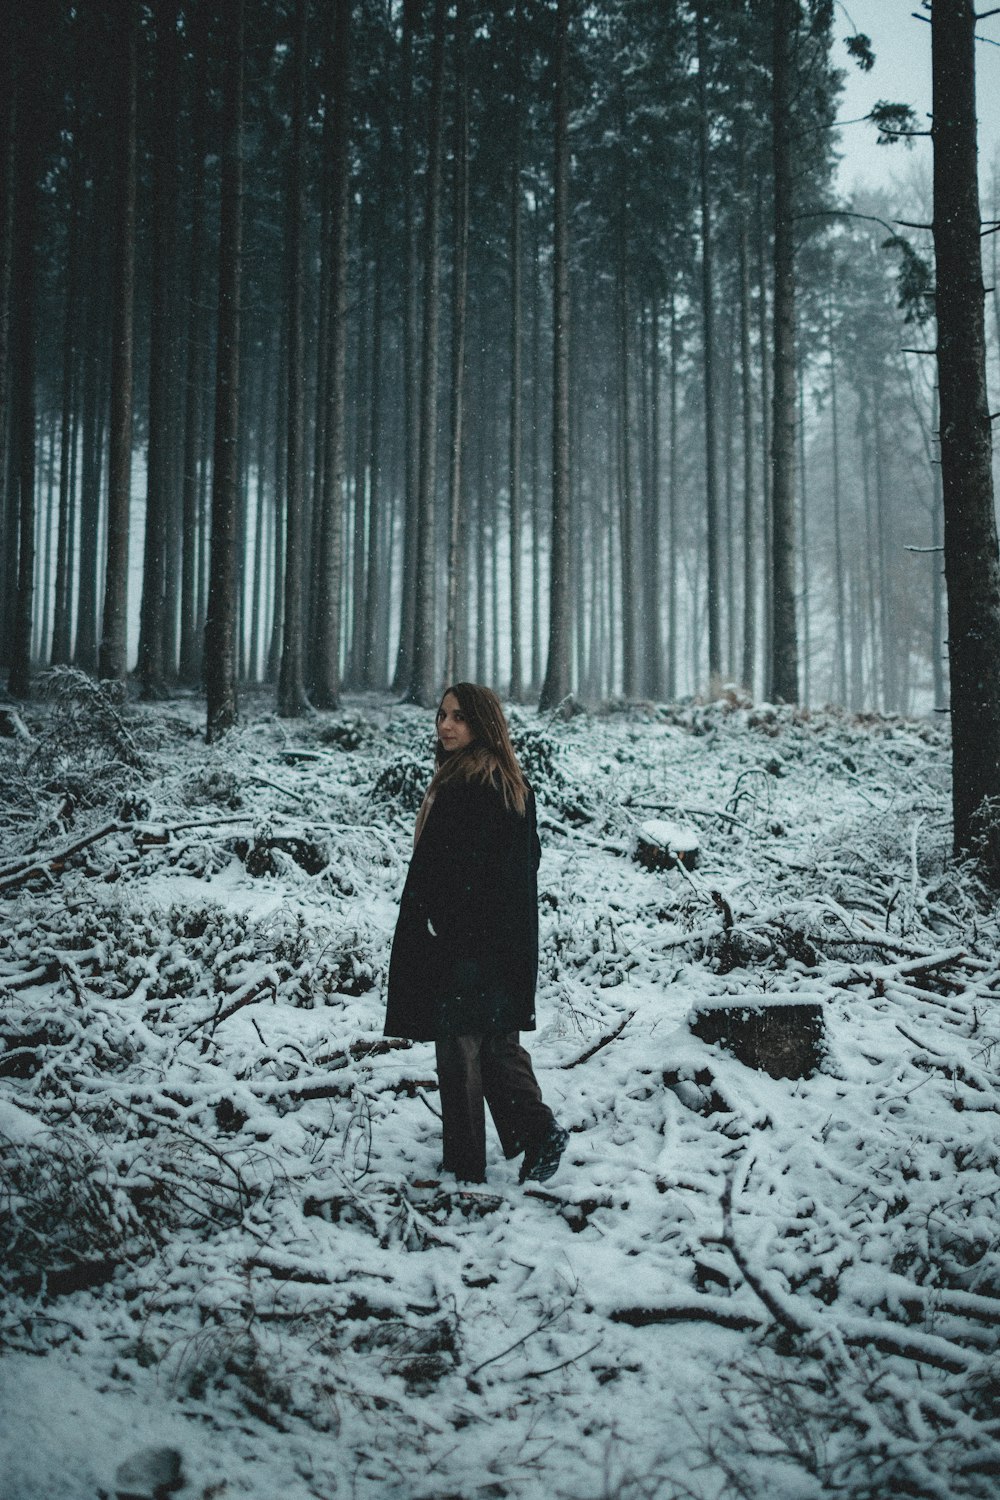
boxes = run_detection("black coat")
[384,776,541,1041]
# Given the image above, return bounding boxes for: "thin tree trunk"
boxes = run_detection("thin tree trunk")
[279,0,310,715]
[52,132,84,667]
[616,89,638,698]
[73,224,107,674]
[179,0,210,686]
[647,298,663,698]
[205,0,245,740]
[769,0,799,703]
[408,0,447,705]
[539,0,571,710]
[666,283,679,701]
[0,33,18,666]
[313,0,351,709]
[391,0,421,693]
[827,295,846,704]
[7,57,37,699]
[507,0,524,700]
[872,389,895,712]
[139,0,181,697]
[695,3,721,687]
[757,183,773,700]
[362,114,390,687]
[739,188,756,695]
[444,0,469,688]
[797,359,809,707]
[98,2,137,683]
[530,194,543,693]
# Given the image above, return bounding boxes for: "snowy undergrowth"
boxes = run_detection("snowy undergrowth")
[1,683,998,1500]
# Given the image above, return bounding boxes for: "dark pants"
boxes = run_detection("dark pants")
[434,1032,555,1183]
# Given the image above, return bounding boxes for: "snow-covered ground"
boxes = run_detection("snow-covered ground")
[1,678,998,1500]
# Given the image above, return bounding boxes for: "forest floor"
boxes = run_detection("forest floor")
[1,672,999,1500]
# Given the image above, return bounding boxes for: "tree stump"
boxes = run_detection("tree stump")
[633,819,699,872]
[689,996,824,1079]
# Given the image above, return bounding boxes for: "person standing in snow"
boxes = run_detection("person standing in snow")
[384,682,569,1186]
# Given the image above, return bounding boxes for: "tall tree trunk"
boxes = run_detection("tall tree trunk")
[205,0,244,740]
[695,3,721,687]
[179,0,210,686]
[7,65,37,699]
[278,0,310,715]
[756,182,773,699]
[931,385,946,711]
[0,31,18,665]
[646,298,663,698]
[52,131,83,667]
[444,0,469,688]
[348,248,371,685]
[408,0,447,705]
[666,283,679,701]
[539,0,571,711]
[140,0,181,697]
[796,360,809,706]
[616,89,638,698]
[872,389,895,712]
[769,0,799,702]
[507,0,524,700]
[931,0,1000,854]
[98,1,137,682]
[313,0,351,709]
[74,220,108,674]
[392,0,421,693]
[530,194,543,693]
[739,187,756,695]
[362,105,390,687]
[827,294,846,703]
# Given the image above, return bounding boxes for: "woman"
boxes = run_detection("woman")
[385,683,569,1186]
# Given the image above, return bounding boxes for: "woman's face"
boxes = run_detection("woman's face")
[436,692,474,753]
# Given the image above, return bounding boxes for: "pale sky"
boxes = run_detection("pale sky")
[834,0,1000,205]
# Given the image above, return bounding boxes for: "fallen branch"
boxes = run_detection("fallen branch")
[0,813,261,893]
[0,821,129,891]
[610,1299,763,1332]
[563,1011,636,1068]
[722,1172,983,1374]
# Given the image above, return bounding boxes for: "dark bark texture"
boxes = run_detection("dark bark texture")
[932,0,1000,854]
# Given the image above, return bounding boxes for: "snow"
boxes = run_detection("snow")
[1,685,998,1499]
[637,818,701,851]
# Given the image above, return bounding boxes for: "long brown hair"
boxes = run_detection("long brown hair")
[429,682,529,816]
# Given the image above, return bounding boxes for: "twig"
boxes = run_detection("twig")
[522,1339,602,1380]
[248,772,306,804]
[563,1011,635,1068]
[465,1307,563,1384]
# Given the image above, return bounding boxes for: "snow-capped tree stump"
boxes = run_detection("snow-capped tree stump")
[689,996,824,1079]
[115,1446,184,1500]
[634,820,699,872]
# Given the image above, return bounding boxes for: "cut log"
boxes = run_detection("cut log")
[634,819,699,872]
[690,996,825,1079]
